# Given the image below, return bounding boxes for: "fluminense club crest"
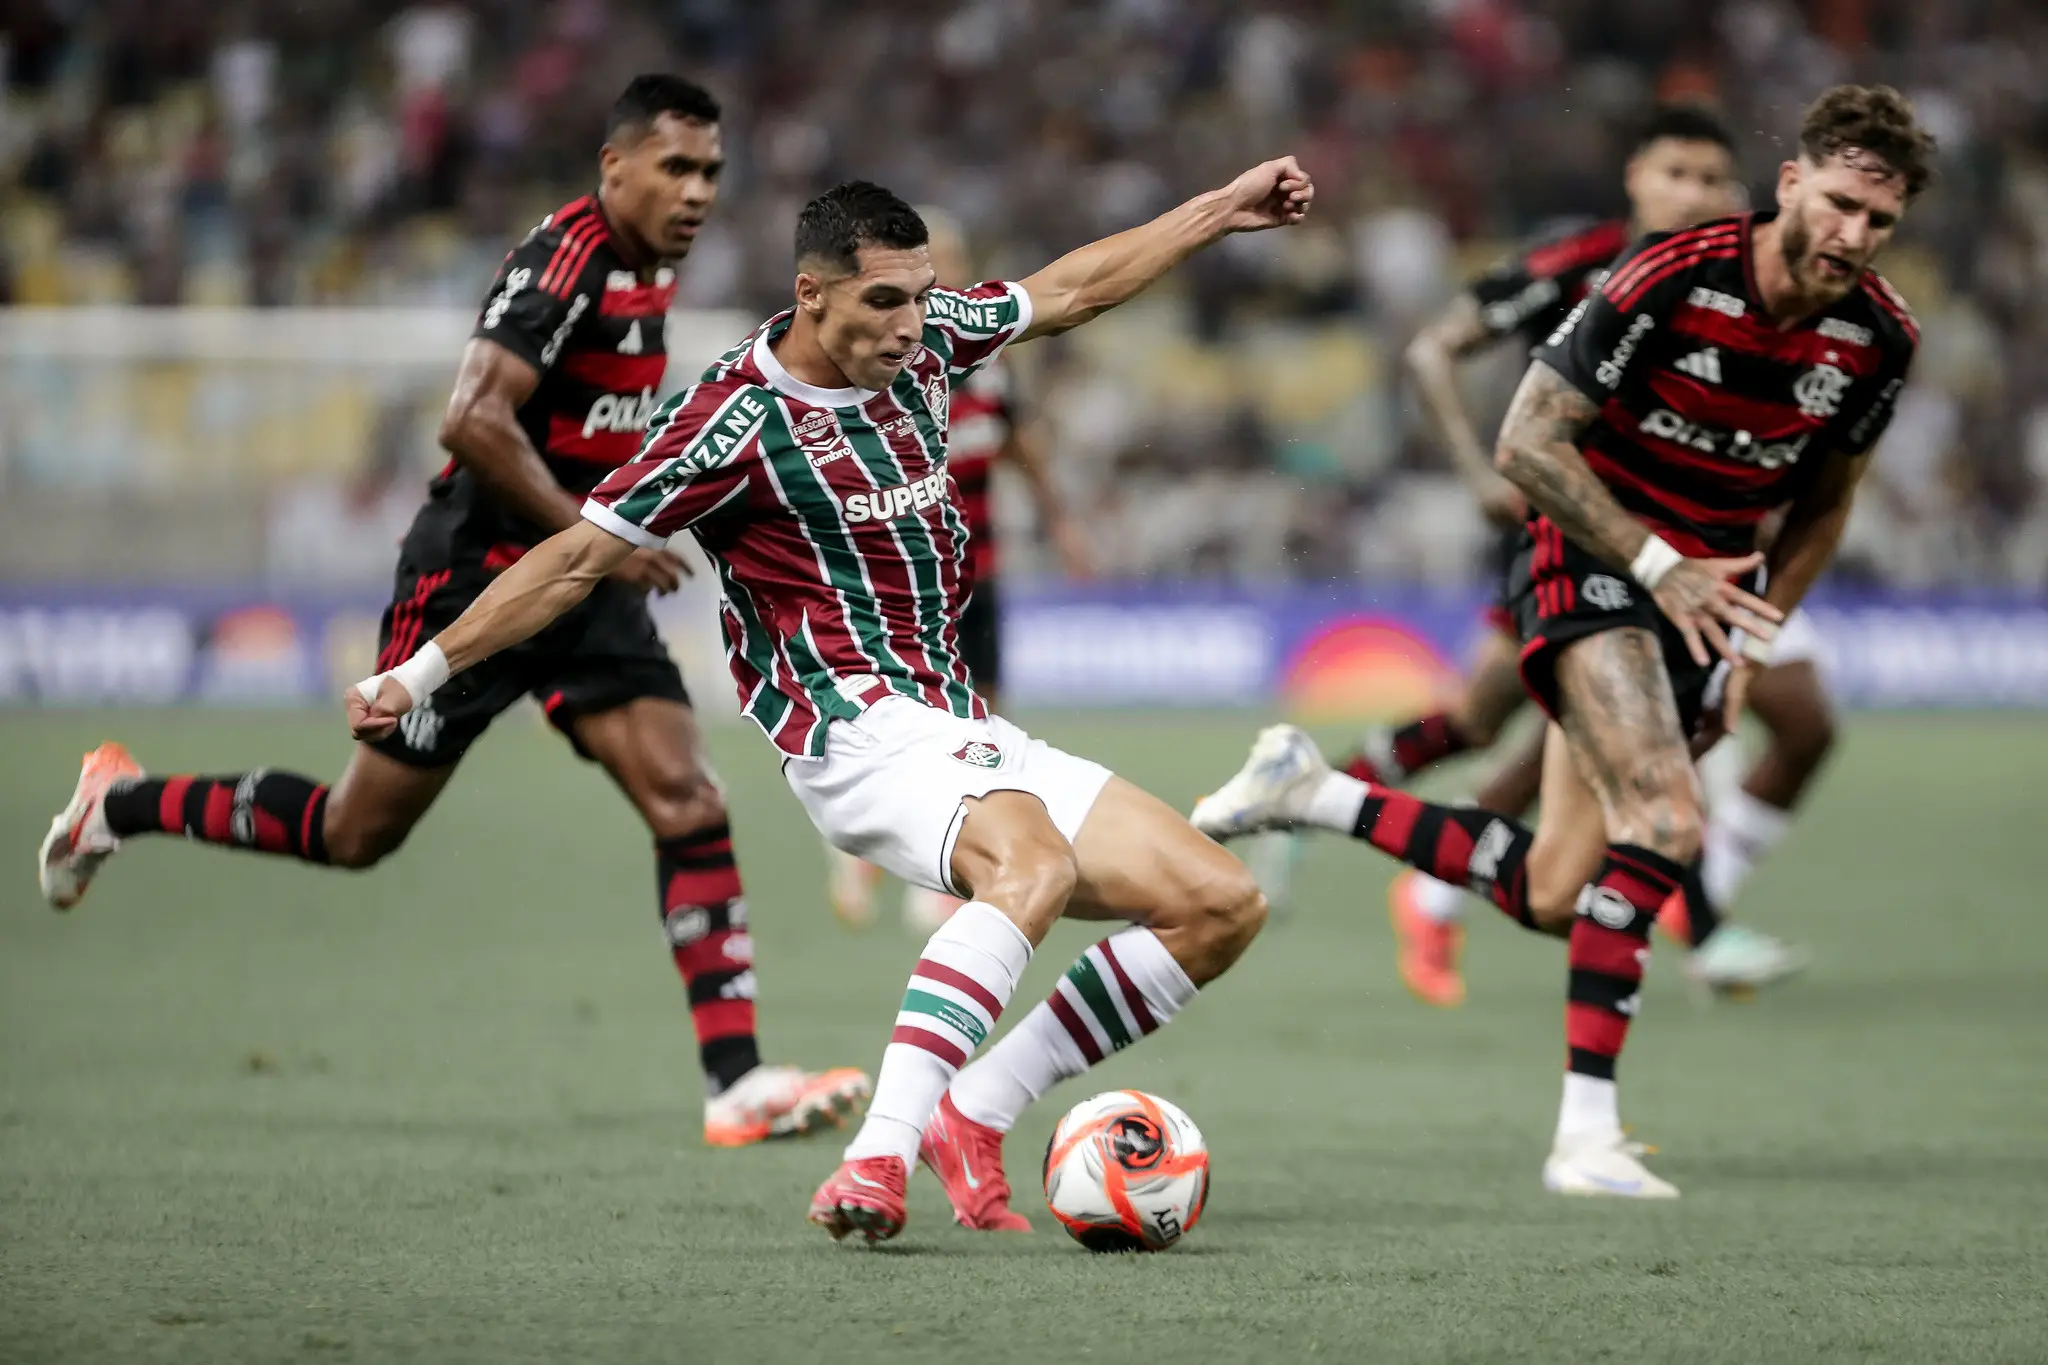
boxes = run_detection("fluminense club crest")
[951,740,1002,769]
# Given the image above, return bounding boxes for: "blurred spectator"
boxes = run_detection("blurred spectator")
[264,392,432,590]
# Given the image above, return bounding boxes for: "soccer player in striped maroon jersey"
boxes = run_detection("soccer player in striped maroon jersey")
[346,163,1315,1242]
[37,75,868,1148]
[1334,106,1833,1007]
[825,209,1097,936]
[1198,86,1932,1197]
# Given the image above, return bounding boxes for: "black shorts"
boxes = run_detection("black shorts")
[957,578,1002,694]
[367,544,689,769]
[1482,524,1522,636]
[1507,518,1735,734]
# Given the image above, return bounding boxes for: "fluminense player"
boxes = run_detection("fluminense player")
[1199,86,1928,1198]
[344,162,1315,1241]
[38,75,868,1148]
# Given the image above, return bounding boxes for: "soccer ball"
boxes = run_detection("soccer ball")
[1041,1090,1209,1252]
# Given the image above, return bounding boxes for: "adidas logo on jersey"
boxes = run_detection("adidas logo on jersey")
[1674,347,1722,384]
[619,320,644,354]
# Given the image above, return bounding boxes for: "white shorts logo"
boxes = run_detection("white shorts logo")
[400,699,444,754]
[1582,574,1633,610]
[1580,885,1638,931]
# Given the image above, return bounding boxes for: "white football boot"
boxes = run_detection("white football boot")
[39,742,143,910]
[703,1063,872,1148]
[1686,923,1810,997]
[1190,725,1332,842]
[1544,1132,1680,1199]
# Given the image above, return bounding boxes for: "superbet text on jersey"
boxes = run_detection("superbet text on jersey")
[1535,212,1918,557]
[581,282,1033,758]
[429,196,678,566]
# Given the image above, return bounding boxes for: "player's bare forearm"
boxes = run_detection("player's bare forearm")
[432,520,632,675]
[1407,296,1518,512]
[440,338,584,535]
[1017,192,1231,340]
[1763,447,1866,615]
[1494,360,1650,570]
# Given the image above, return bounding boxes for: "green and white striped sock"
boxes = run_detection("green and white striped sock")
[843,900,1032,1165]
[949,927,1197,1133]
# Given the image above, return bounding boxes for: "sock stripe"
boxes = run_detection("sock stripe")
[1064,955,1135,1050]
[1046,989,1105,1064]
[200,784,233,842]
[693,998,757,1041]
[1431,814,1475,886]
[160,775,192,833]
[1567,1046,1617,1081]
[899,988,990,1048]
[1567,966,1642,1011]
[1570,926,1649,978]
[665,865,744,905]
[1566,1001,1630,1057]
[300,785,327,855]
[1095,940,1158,1035]
[912,959,1004,1020]
[889,1024,968,1069]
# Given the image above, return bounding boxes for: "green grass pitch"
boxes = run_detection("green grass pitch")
[4,708,2046,1364]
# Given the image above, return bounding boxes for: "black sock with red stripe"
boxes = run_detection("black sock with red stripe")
[101,772,330,863]
[1350,787,1538,928]
[1566,846,1678,1080]
[1387,712,1471,777]
[657,825,760,1096]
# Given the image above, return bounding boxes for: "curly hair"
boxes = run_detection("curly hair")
[1799,85,1937,199]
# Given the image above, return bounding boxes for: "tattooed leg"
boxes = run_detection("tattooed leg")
[1553,627,1704,863]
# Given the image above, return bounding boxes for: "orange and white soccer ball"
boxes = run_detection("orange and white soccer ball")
[1041,1090,1209,1251]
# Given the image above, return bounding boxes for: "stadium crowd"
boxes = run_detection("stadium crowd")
[4,0,2046,588]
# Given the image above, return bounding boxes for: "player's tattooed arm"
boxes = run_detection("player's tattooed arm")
[1407,294,1523,525]
[1018,157,1313,341]
[1496,360,1779,665]
[1492,360,1647,567]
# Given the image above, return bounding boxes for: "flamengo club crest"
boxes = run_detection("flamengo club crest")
[1794,362,1852,419]
[951,740,1002,769]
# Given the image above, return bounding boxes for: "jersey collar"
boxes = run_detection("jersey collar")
[752,314,879,409]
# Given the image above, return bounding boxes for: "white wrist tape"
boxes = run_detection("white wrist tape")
[1739,633,1775,666]
[1629,535,1683,590]
[355,641,450,707]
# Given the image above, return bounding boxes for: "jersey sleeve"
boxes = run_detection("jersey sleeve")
[1529,233,1683,400]
[1468,253,1563,343]
[580,384,772,547]
[924,281,1034,382]
[472,227,590,373]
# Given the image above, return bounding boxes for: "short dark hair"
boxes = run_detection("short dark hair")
[794,181,929,275]
[1799,84,1936,199]
[607,74,720,143]
[1631,103,1736,156]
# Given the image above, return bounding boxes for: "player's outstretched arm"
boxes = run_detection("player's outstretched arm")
[1406,295,1524,525]
[1015,157,1313,342]
[1496,359,1779,665]
[347,520,636,740]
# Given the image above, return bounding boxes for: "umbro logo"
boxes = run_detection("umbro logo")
[1674,347,1722,384]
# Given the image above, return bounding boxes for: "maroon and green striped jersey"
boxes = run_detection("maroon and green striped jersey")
[582,282,1032,757]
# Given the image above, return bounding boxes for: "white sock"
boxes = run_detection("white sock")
[843,901,1032,1165]
[1412,873,1468,924]
[1695,732,1750,815]
[1554,1071,1622,1146]
[949,927,1197,1133]
[1304,770,1369,832]
[1700,788,1794,909]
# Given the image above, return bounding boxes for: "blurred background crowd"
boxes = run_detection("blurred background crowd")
[4,0,2047,589]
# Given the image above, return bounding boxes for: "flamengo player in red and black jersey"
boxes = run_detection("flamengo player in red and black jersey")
[38,75,869,1148]
[825,209,1097,935]
[1198,86,1931,1197]
[1333,106,1825,1008]
[344,164,1314,1242]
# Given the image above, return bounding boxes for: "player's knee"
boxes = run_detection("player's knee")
[1616,793,1703,864]
[634,767,727,839]
[972,837,1078,939]
[321,816,406,870]
[1174,856,1267,981]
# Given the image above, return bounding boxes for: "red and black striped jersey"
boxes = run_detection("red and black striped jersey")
[1468,218,1632,347]
[1532,212,1918,557]
[945,362,1017,587]
[426,195,677,560]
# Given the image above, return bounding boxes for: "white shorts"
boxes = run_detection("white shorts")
[785,695,1115,896]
